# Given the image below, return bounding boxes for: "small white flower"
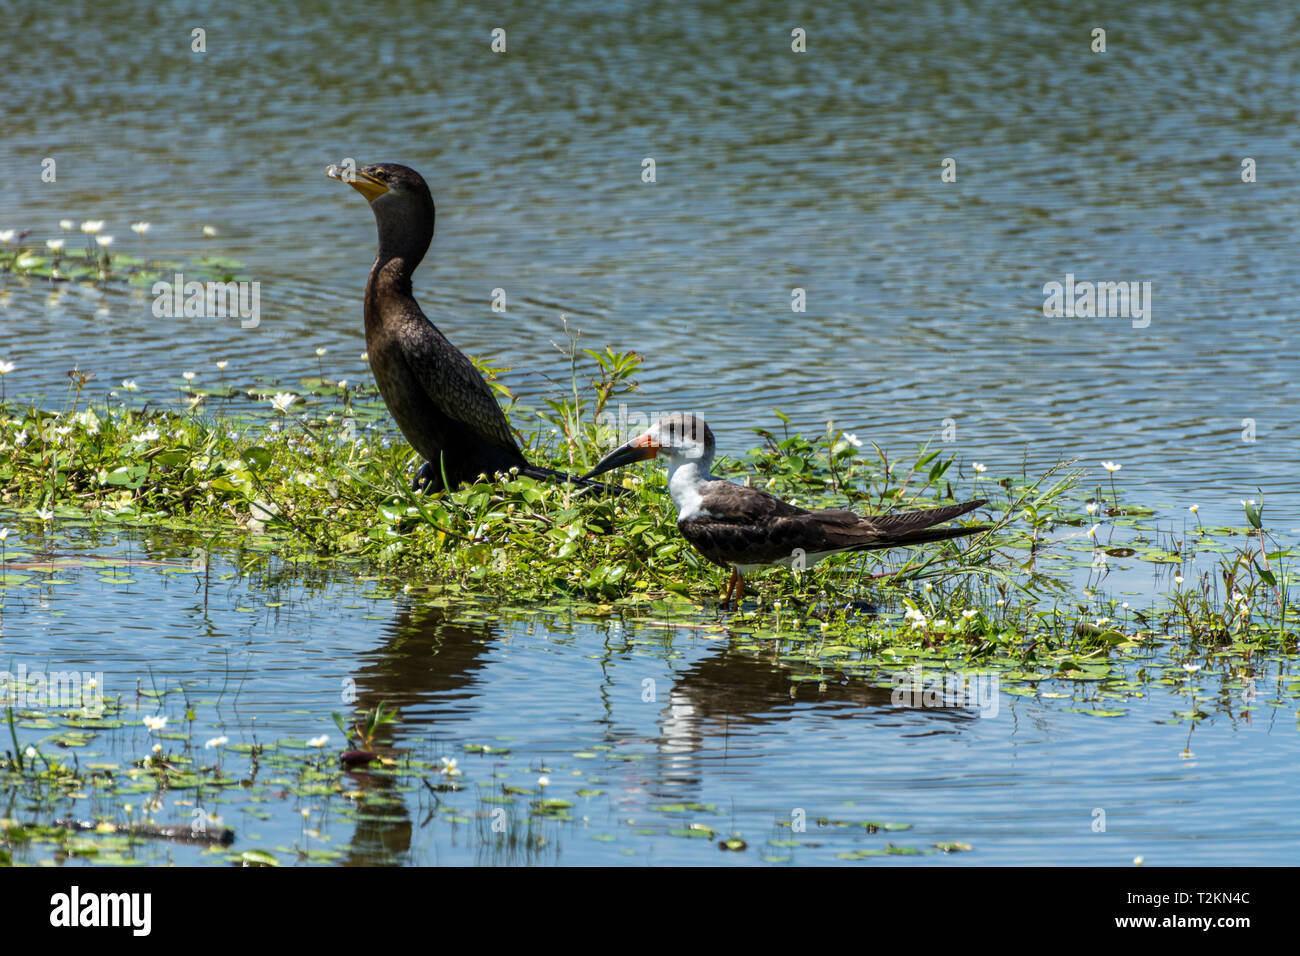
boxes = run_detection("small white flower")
[121,379,138,391]
[961,609,977,620]
[307,735,329,748]
[1183,663,1201,674]
[95,234,114,247]
[131,222,150,235]
[59,219,74,231]
[315,347,327,357]
[132,428,160,443]
[843,432,862,447]
[0,230,14,243]
[202,225,217,237]
[1085,502,1098,515]
[182,370,196,382]
[537,775,550,788]
[204,735,228,749]
[0,528,9,542]
[143,715,168,732]
[973,462,987,474]
[215,360,228,371]
[1188,505,1198,514]
[0,360,14,375]
[37,508,53,521]
[24,746,36,759]
[80,220,103,234]
[46,238,65,251]
[1101,461,1121,473]
[1088,524,1100,538]
[271,393,297,413]
[74,408,100,435]
[151,743,162,754]
[1174,573,1184,585]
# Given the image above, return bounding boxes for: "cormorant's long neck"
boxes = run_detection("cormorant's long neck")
[364,197,435,328]
[367,255,416,309]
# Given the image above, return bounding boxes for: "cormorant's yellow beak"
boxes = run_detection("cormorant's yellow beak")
[325,164,389,202]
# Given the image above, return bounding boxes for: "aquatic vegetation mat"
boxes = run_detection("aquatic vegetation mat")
[1,339,1297,866]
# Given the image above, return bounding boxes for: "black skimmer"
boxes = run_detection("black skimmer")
[327,162,610,493]
[583,413,989,607]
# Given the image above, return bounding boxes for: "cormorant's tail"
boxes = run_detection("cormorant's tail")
[857,499,991,550]
[518,463,630,495]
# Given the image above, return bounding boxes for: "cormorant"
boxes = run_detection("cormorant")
[326,161,604,492]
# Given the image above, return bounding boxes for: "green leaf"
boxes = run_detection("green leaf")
[103,465,149,488]
[1253,561,1276,586]
[239,849,279,866]
[242,446,273,472]
[151,449,190,468]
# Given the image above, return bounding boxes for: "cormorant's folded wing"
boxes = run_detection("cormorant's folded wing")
[396,320,521,454]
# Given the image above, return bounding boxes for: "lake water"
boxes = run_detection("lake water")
[1,0,1298,865]
[1,537,1296,866]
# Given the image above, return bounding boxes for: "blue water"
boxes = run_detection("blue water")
[0,535,1295,865]
[1,0,1298,865]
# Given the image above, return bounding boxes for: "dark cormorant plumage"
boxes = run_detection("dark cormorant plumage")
[326,161,605,492]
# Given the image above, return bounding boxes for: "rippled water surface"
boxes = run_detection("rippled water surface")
[1,1,1298,865]
[4,0,1298,522]
[1,538,1297,865]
